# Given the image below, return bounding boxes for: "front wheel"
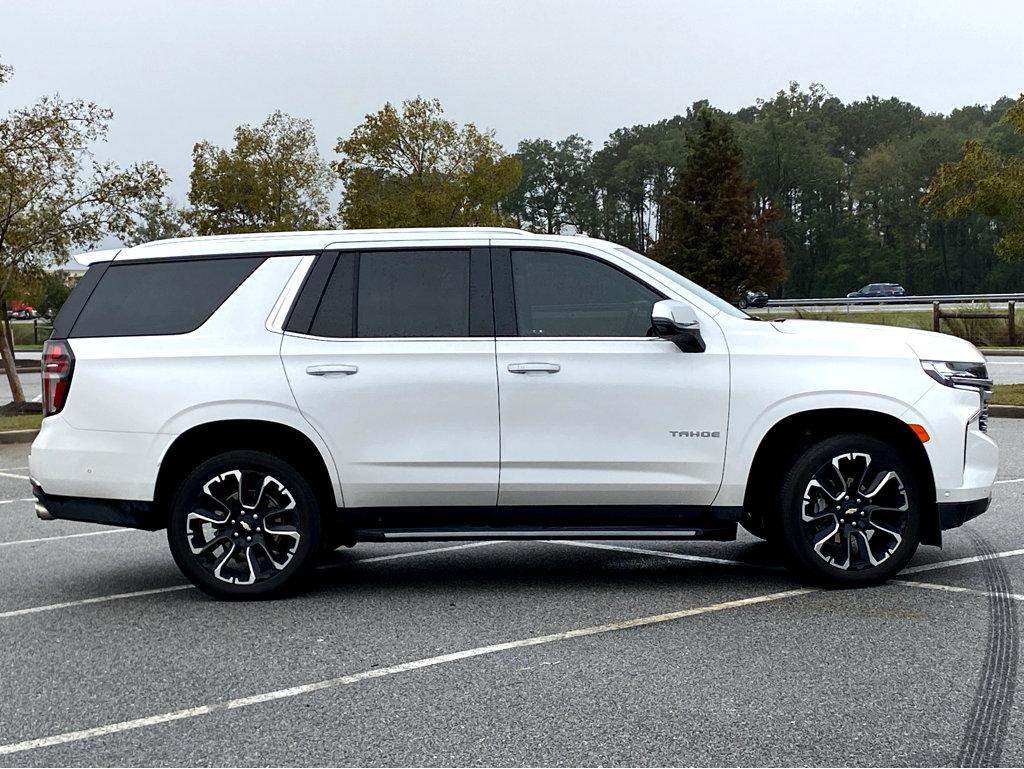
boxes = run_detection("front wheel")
[777,434,921,586]
[167,450,322,599]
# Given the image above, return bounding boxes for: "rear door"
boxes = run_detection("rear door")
[280,247,499,508]
[492,245,730,506]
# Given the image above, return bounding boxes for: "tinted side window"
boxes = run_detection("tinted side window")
[308,253,356,338]
[356,250,470,338]
[69,257,265,338]
[510,250,661,337]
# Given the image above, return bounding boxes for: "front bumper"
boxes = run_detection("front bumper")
[32,482,161,530]
[937,496,991,531]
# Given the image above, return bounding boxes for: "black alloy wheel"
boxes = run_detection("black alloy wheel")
[778,435,920,585]
[168,451,321,599]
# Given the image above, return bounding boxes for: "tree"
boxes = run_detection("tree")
[0,59,167,401]
[923,96,1024,262]
[503,135,594,234]
[187,111,334,235]
[651,108,786,299]
[588,115,691,252]
[335,97,521,228]
[124,196,188,246]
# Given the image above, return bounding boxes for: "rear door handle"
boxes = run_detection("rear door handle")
[507,362,560,374]
[306,364,358,376]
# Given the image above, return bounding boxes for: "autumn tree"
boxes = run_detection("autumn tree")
[651,108,786,299]
[187,111,334,235]
[336,97,520,228]
[0,58,168,402]
[923,96,1024,262]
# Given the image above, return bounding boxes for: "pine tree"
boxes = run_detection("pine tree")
[652,108,786,299]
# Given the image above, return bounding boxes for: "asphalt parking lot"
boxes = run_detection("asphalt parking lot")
[0,422,1022,767]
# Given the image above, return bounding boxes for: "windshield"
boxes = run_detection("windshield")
[615,247,751,319]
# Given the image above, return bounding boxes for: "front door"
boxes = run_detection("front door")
[281,247,499,508]
[493,247,730,506]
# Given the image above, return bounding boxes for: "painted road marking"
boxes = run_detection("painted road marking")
[995,478,1024,485]
[544,539,780,568]
[892,579,1024,602]
[0,529,134,547]
[0,585,193,619]
[0,470,30,480]
[0,542,506,619]
[902,548,1024,574]
[0,587,815,756]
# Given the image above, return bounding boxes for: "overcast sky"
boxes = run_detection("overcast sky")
[3,0,1024,205]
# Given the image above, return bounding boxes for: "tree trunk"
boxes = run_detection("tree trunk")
[0,305,26,404]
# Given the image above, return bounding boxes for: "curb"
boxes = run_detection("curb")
[0,429,38,444]
[989,405,1024,419]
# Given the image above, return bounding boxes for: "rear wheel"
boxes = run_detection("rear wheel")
[167,450,321,599]
[777,434,920,586]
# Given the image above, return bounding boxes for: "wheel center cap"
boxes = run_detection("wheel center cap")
[844,507,858,517]
[239,520,252,532]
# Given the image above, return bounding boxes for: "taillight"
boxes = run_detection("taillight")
[41,340,74,416]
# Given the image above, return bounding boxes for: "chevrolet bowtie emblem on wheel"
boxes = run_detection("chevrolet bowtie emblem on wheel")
[670,430,721,438]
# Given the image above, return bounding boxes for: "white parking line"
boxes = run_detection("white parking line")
[891,579,1024,602]
[353,540,504,563]
[0,466,29,472]
[0,497,34,506]
[902,547,1024,574]
[0,542,506,620]
[0,529,133,547]
[0,586,814,756]
[544,539,781,569]
[0,585,193,619]
[0,470,30,480]
[994,477,1024,485]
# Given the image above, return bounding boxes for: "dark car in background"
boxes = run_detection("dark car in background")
[847,283,907,299]
[736,290,769,309]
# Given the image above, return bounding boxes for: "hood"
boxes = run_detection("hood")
[770,319,985,363]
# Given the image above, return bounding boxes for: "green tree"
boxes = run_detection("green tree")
[335,97,521,228]
[923,96,1024,262]
[503,134,594,234]
[187,111,334,235]
[124,196,188,246]
[588,115,690,252]
[651,109,786,299]
[0,58,167,401]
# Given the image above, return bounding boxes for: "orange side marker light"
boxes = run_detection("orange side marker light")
[908,423,930,443]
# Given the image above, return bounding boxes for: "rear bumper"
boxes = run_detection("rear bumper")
[32,482,161,530]
[937,496,991,531]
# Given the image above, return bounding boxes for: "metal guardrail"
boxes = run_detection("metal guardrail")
[766,293,1024,308]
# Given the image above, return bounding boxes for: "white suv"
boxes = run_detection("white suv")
[30,228,997,598]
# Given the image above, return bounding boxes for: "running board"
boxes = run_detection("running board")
[353,524,737,543]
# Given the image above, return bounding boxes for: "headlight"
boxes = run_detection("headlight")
[921,360,992,389]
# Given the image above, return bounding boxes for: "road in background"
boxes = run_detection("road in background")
[988,357,1024,385]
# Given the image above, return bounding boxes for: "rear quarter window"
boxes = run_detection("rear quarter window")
[68,257,265,338]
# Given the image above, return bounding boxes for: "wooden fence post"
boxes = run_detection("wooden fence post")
[1010,301,1017,347]
[932,301,941,333]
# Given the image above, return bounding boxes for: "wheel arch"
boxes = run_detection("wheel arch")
[741,408,939,546]
[153,419,338,525]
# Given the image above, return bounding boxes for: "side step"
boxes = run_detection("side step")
[353,524,737,543]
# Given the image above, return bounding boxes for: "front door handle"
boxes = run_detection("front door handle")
[507,362,561,374]
[306,364,358,376]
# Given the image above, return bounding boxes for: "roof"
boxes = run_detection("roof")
[72,227,542,264]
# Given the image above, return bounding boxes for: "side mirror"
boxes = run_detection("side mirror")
[652,299,706,352]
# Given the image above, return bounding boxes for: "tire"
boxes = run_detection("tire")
[776,434,920,586]
[167,450,322,599]
[738,298,748,309]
